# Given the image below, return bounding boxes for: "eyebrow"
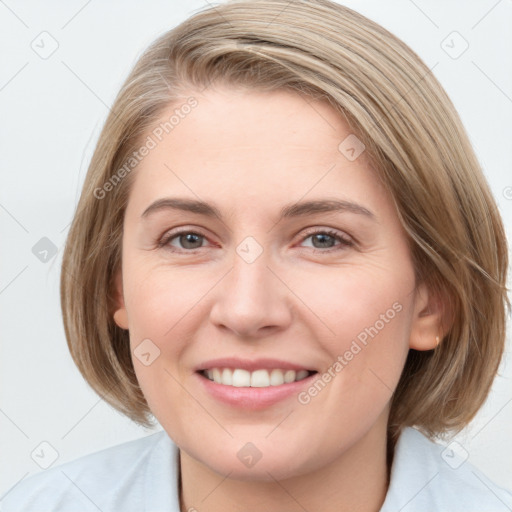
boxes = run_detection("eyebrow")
[140,197,376,222]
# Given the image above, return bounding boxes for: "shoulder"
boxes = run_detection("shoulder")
[380,427,512,512]
[0,430,179,512]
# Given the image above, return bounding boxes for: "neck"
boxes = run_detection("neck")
[179,414,391,512]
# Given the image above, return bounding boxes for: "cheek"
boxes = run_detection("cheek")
[292,261,414,404]
[292,261,413,349]
[123,264,229,404]
[124,264,211,338]
[122,269,192,394]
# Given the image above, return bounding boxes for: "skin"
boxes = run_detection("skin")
[112,84,444,512]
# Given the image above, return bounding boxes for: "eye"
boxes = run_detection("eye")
[298,228,353,252]
[157,229,209,251]
[157,227,353,253]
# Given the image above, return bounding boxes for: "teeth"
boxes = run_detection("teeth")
[284,370,296,383]
[296,370,309,381]
[251,369,269,387]
[202,368,313,387]
[221,368,233,385]
[232,369,251,387]
[269,369,284,386]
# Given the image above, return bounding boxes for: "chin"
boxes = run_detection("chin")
[208,460,303,482]
[196,445,317,482]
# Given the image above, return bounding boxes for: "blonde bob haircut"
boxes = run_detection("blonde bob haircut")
[61,0,509,443]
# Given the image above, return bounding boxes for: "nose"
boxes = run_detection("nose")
[209,249,293,340]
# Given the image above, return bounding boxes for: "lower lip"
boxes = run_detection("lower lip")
[195,371,317,410]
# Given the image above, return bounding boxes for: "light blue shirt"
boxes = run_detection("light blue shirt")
[1,427,511,511]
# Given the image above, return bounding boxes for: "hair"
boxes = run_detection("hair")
[60,0,509,446]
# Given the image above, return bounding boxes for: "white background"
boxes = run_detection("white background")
[1,0,511,498]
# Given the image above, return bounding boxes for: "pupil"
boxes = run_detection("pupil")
[314,233,334,248]
[182,233,201,249]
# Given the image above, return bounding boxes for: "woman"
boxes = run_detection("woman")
[2,0,511,510]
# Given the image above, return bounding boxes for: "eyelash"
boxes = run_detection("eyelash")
[156,227,354,254]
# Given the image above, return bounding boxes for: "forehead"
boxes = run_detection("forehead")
[125,86,387,218]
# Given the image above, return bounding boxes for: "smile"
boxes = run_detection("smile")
[195,357,319,409]
[200,368,315,387]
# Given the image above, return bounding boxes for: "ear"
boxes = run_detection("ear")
[409,281,450,350]
[111,268,129,330]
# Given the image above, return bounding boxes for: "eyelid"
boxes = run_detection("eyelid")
[157,226,212,249]
[298,226,353,245]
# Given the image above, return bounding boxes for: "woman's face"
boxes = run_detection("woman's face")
[113,85,432,480]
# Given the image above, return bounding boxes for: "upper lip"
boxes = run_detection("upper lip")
[196,357,315,372]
